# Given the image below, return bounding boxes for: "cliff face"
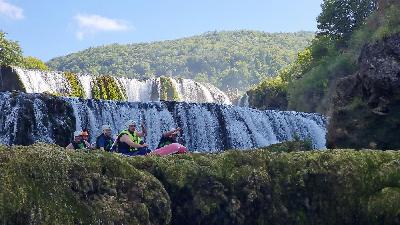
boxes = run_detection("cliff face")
[328,33,400,149]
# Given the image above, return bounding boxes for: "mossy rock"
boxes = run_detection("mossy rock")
[91,75,126,101]
[63,71,86,98]
[0,143,171,225]
[159,76,179,101]
[1,142,400,225]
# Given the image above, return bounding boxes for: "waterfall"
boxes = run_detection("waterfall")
[0,92,326,151]
[10,67,232,105]
[237,93,249,107]
[77,74,93,99]
[170,78,232,104]
[115,77,156,102]
[14,67,71,95]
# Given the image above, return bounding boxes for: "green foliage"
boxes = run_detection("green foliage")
[91,75,126,101]
[47,31,314,91]
[247,75,288,110]
[0,31,23,66]
[368,187,400,222]
[251,2,399,113]
[263,140,314,152]
[370,5,400,40]
[0,143,171,224]
[317,0,378,39]
[288,52,356,112]
[160,76,179,101]
[63,72,86,98]
[128,145,400,225]
[2,143,400,224]
[22,56,49,70]
[328,94,400,150]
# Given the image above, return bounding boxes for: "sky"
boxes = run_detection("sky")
[0,0,323,61]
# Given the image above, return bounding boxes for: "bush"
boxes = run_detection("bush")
[22,56,49,71]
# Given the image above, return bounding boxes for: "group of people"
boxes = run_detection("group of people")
[66,120,187,156]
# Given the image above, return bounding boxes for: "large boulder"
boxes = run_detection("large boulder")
[328,33,400,149]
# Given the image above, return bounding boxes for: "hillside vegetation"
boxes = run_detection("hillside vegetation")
[0,32,49,70]
[1,142,400,225]
[247,0,400,113]
[47,31,314,92]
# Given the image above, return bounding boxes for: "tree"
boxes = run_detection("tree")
[0,31,23,66]
[317,0,378,38]
[22,56,49,70]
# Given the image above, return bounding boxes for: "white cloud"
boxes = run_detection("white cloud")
[74,14,131,40]
[0,0,24,20]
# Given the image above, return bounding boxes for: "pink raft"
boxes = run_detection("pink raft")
[149,143,188,156]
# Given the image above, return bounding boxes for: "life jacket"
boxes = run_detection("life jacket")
[117,130,141,152]
[72,140,87,150]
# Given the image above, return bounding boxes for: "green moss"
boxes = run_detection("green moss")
[2,142,400,224]
[0,144,171,225]
[368,187,400,224]
[159,76,179,101]
[128,144,400,225]
[63,72,86,98]
[91,75,126,101]
[329,94,400,150]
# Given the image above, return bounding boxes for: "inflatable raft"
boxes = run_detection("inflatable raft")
[150,143,188,156]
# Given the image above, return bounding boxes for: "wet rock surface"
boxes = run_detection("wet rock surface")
[328,33,400,149]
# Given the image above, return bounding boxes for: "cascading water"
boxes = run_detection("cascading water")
[0,92,326,151]
[116,77,156,102]
[77,74,93,99]
[14,67,71,95]
[10,67,232,104]
[237,93,249,107]
[171,78,232,105]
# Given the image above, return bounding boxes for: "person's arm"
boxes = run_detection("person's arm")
[66,143,74,149]
[162,127,181,137]
[137,123,147,137]
[120,134,148,148]
[83,140,92,149]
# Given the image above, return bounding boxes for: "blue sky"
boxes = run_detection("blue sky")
[0,0,323,61]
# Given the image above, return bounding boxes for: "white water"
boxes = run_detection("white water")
[68,99,326,151]
[12,67,232,105]
[15,67,71,95]
[116,77,155,102]
[237,93,249,107]
[0,92,326,151]
[77,74,92,99]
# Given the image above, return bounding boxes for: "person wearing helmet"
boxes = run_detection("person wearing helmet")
[95,125,115,151]
[66,130,91,150]
[153,127,188,155]
[80,130,93,149]
[116,120,150,156]
[157,127,182,149]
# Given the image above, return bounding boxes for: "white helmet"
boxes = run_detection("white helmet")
[102,125,111,131]
[169,128,180,135]
[125,120,136,128]
[74,131,82,137]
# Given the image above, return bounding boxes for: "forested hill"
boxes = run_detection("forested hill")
[47,31,314,92]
